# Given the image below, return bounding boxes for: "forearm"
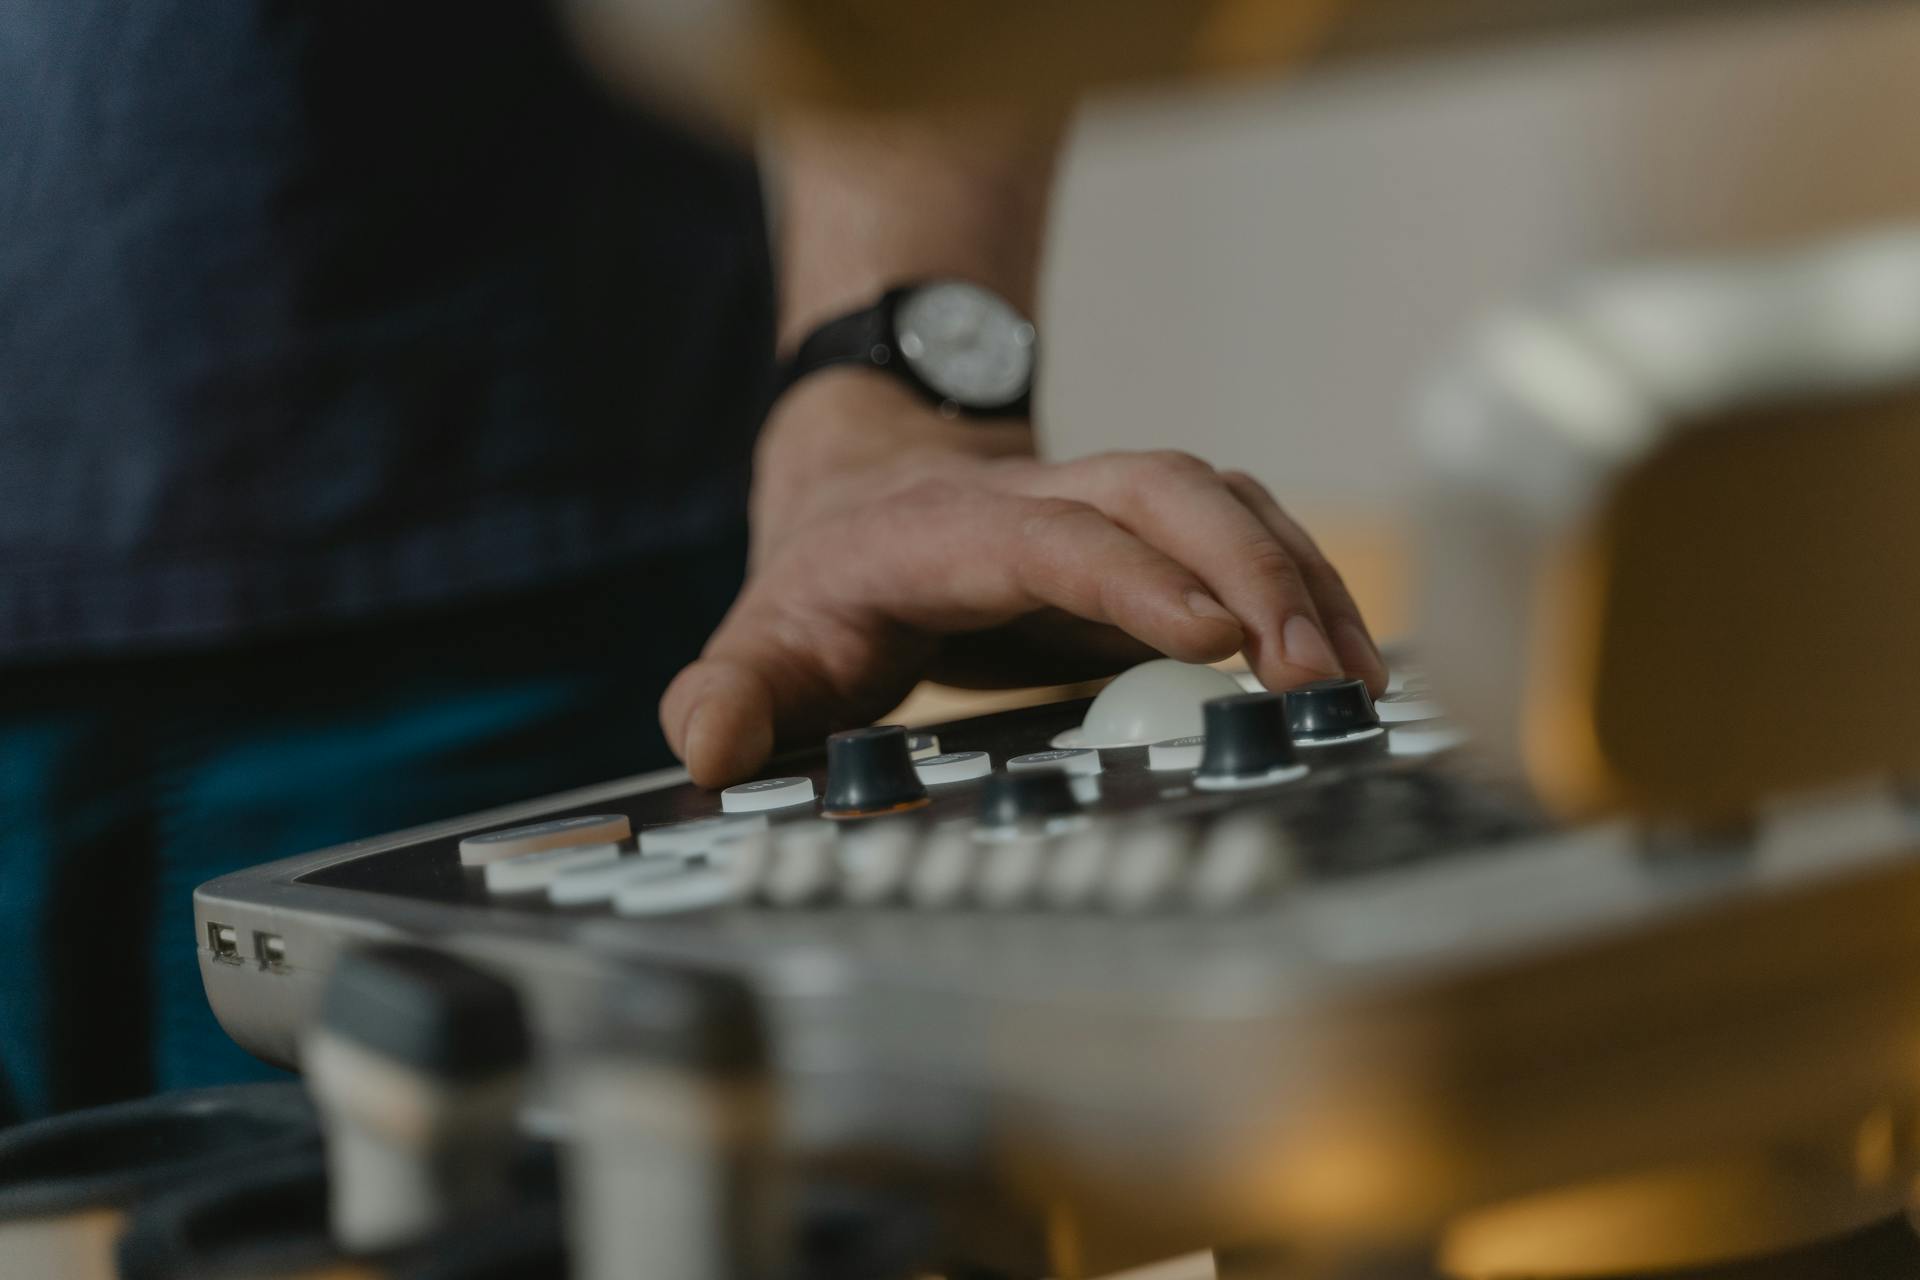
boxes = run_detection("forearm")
[769,106,1063,355]
[753,109,1064,540]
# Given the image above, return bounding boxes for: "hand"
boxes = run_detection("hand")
[660,372,1387,786]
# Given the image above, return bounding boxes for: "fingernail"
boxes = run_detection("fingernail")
[1335,619,1385,678]
[1282,615,1341,676]
[1186,591,1237,626]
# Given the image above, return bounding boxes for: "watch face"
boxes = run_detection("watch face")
[892,281,1036,409]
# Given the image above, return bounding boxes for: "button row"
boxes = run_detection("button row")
[711,675,1449,826]
[476,810,1298,916]
[460,672,1462,907]
[600,811,1299,918]
[720,749,996,818]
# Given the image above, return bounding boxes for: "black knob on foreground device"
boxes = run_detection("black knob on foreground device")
[569,963,778,1280]
[1283,677,1380,742]
[306,945,529,1253]
[823,725,929,816]
[1197,692,1299,783]
[977,769,1081,829]
[317,944,528,1080]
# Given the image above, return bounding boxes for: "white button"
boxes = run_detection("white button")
[1194,763,1309,792]
[906,732,942,760]
[612,866,744,917]
[1389,723,1468,756]
[459,814,631,867]
[914,751,993,785]
[1009,749,1102,776]
[1385,666,1425,696]
[1294,725,1386,748]
[1043,827,1112,909]
[1073,659,1247,748]
[978,836,1049,908]
[763,825,838,907]
[714,832,774,895]
[549,855,684,907]
[638,814,770,857]
[908,828,978,908]
[721,777,816,814]
[1191,813,1294,910]
[1375,695,1440,723]
[839,822,919,905]
[1147,736,1206,772]
[1103,824,1191,913]
[483,842,621,895]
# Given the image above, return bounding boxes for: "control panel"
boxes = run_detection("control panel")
[273,659,1517,922]
[191,655,1920,1263]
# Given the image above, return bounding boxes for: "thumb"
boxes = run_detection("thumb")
[659,656,777,788]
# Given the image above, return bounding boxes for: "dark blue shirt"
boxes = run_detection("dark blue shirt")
[0,1,773,657]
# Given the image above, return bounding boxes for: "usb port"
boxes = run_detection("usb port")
[254,932,287,969]
[206,922,241,963]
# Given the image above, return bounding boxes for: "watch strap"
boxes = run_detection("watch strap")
[774,298,897,404]
[773,286,1033,419]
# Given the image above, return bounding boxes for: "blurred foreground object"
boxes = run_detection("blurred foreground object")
[561,0,1863,120]
[564,964,781,1280]
[0,1085,316,1280]
[1418,227,1920,823]
[305,946,529,1254]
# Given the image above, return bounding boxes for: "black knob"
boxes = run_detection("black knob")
[311,945,528,1253]
[318,944,527,1081]
[976,769,1081,830]
[823,725,929,816]
[1283,677,1380,743]
[1197,692,1299,784]
[601,961,769,1074]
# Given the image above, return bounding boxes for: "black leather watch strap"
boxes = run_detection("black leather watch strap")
[773,286,1032,419]
[776,297,898,402]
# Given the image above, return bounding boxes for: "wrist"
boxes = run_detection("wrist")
[771,108,1061,357]
[777,280,1037,420]
[751,369,1032,548]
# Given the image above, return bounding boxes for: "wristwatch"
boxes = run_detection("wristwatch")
[776,280,1037,418]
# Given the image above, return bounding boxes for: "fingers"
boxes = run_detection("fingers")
[1220,470,1388,696]
[663,584,921,786]
[661,454,1385,787]
[997,497,1248,661]
[930,610,1160,688]
[661,485,1246,785]
[659,656,777,788]
[997,451,1350,693]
